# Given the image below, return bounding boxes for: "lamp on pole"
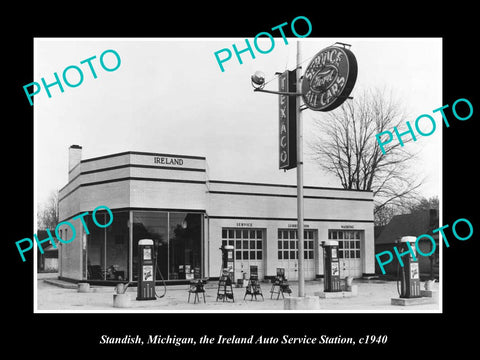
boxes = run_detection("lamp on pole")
[294,40,305,297]
[252,41,357,300]
[252,40,306,297]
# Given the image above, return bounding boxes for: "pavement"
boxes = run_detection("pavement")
[35,272,441,312]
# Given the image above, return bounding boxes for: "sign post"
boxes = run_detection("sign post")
[252,41,357,301]
[295,40,305,297]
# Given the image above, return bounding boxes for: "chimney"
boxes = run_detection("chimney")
[69,145,82,172]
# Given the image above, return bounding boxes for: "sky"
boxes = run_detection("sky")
[34,37,442,208]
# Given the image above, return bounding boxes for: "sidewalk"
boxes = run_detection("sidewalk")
[35,273,441,312]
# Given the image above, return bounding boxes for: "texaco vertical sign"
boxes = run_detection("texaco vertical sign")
[278,45,357,170]
[279,70,297,170]
[302,46,358,111]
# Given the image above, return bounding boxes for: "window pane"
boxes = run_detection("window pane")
[235,230,241,238]
[250,251,256,260]
[304,250,308,259]
[222,229,227,238]
[309,241,314,249]
[355,241,360,249]
[284,251,289,259]
[250,240,255,249]
[290,230,296,239]
[338,231,343,239]
[278,229,282,239]
[235,240,241,249]
[356,250,360,258]
[250,230,256,239]
[222,240,227,247]
[243,240,248,249]
[350,250,355,258]
[328,231,332,239]
[228,240,234,246]
[236,251,241,260]
[284,240,288,249]
[243,251,249,260]
[355,231,360,239]
[257,240,262,249]
[278,251,283,259]
[168,212,203,280]
[256,230,262,239]
[228,230,234,238]
[242,230,249,238]
[290,250,295,259]
[278,241,283,249]
[345,251,350,258]
[339,241,344,249]
[290,240,295,249]
[350,241,355,248]
[309,250,314,259]
[332,231,337,239]
[99,211,130,282]
[257,251,262,260]
[339,250,344,258]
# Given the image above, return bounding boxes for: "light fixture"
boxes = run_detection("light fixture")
[251,70,266,89]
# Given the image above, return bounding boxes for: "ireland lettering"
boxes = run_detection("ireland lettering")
[153,156,184,166]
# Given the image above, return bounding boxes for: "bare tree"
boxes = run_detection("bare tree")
[307,88,423,221]
[37,190,59,230]
[404,195,439,214]
[374,204,397,227]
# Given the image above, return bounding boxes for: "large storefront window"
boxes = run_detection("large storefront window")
[169,213,202,280]
[85,210,202,282]
[132,212,168,282]
[86,211,129,281]
[132,211,203,281]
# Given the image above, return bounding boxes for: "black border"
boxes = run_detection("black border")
[7,4,479,356]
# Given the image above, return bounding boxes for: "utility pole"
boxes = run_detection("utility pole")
[295,40,305,297]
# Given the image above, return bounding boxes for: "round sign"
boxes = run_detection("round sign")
[301,46,357,111]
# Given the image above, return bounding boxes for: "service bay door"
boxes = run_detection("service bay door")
[277,229,316,281]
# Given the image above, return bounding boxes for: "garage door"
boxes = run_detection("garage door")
[221,228,264,281]
[277,229,316,281]
[328,230,363,278]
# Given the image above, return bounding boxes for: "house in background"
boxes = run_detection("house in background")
[37,229,59,272]
[375,209,439,280]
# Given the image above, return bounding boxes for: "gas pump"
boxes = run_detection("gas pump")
[396,236,421,298]
[220,244,235,281]
[137,239,156,300]
[217,245,235,301]
[322,240,341,292]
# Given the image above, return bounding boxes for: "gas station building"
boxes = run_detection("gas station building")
[57,145,375,284]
